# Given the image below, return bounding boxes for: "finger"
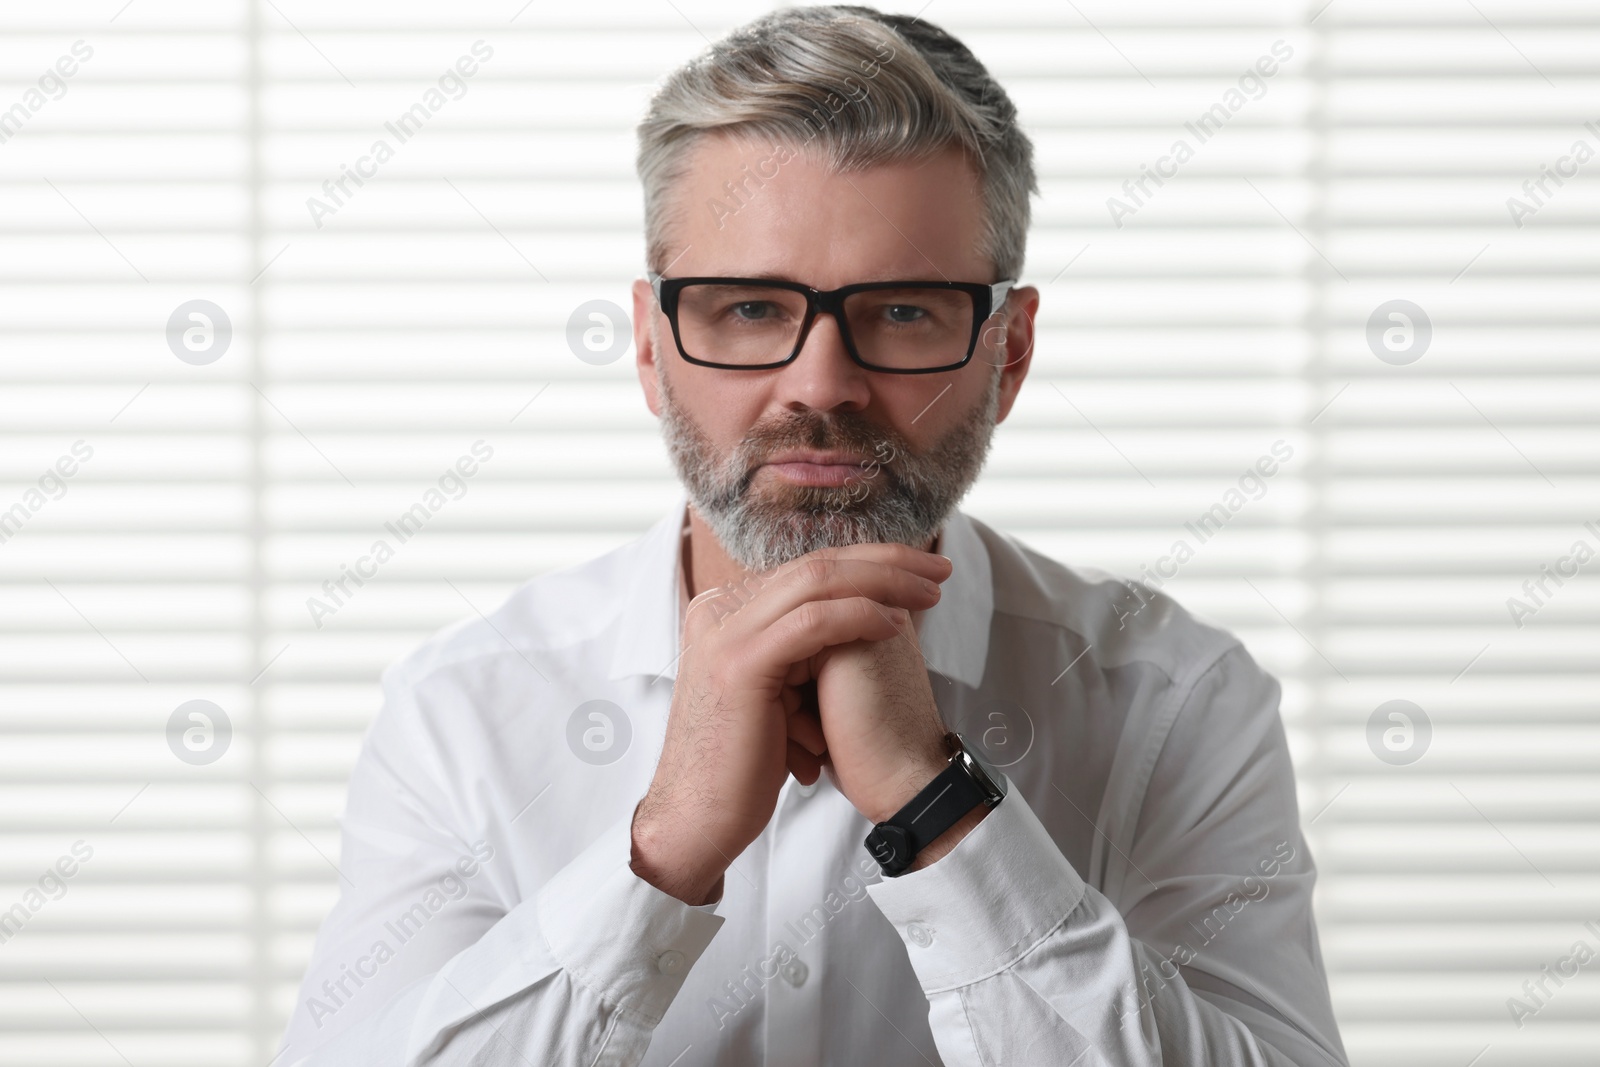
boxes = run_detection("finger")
[787,705,827,756]
[803,541,952,580]
[725,556,942,633]
[683,543,951,631]
[748,597,912,681]
[787,739,822,785]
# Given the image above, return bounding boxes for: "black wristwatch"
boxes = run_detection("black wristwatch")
[863,732,1008,877]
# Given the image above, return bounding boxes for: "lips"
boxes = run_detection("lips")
[762,450,871,467]
[757,450,872,488]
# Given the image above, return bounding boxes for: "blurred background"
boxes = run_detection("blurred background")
[1,1,1597,1064]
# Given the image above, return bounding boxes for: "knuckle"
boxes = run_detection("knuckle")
[864,597,901,625]
[684,589,731,629]
[701,659,735,694]
[792,598,827,634]
[799,557,833,586]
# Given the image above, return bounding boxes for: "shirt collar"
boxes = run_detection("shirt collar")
[607,491,993,690]
[605,489,691,684]
[918,507,992,689]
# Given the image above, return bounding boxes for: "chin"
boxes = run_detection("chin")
[751,480,859,515]
[707,485,927,572]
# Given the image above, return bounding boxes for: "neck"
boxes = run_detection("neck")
[682,505,743,600]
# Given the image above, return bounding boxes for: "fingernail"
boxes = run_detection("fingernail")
[921,578,941,596]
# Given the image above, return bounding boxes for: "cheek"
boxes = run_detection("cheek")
[671,371,768,442]
[887,372,991,445]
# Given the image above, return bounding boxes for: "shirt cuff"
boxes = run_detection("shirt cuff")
[535,808,725,1026]
[864,782,1087,993]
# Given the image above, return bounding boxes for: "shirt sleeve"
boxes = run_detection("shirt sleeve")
[277,665,725,1067]
[864,645,1348,1066]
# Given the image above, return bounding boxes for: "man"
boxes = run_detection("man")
[282,6,1347,1065]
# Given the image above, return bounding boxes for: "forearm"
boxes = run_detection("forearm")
[928,891,1342,1067]
[865,789,1345,1067]
[286,967,606,1067]
[286,953,647,1067]
[630,793,727,907]
[284,809,724,1067]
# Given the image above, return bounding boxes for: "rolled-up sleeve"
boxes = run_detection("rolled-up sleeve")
[865,645,1347,1066]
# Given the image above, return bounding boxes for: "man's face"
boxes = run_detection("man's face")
[632,132,1038,571]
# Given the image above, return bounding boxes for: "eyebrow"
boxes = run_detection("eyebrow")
[674,270,929,285]
[704,271,798,283]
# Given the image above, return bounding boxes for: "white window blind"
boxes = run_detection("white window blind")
[0,2,1595,1065]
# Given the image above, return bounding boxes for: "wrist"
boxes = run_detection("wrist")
[862,731,1007,876]
[904,802,989,872]
[864,737,952,825]
[629,800,725,906]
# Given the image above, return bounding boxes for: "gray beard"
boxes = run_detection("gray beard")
[657,369,1000,572]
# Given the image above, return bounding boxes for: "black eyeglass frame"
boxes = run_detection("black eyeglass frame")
[648,273,1016,374]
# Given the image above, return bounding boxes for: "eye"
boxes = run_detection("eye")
[732,301,777,321]
[886,304,926,324]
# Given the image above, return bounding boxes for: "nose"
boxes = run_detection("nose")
[775,308,872,414]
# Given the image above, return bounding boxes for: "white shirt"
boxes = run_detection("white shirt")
[281,495,1347,1067]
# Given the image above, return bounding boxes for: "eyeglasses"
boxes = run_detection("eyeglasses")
[648,274,1015,374]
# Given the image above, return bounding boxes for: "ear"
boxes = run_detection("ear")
[992,284,1039,425]
[632,277,663,417]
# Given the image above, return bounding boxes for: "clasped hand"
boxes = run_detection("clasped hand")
[630,544,953,905]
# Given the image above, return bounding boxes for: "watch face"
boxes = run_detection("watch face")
[952,732,1008,804]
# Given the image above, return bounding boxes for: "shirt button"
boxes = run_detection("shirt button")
[780,958,809,987]
[906,921,934,948]
[656,949,686,976]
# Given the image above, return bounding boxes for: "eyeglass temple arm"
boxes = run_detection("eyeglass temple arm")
[990,279,1015,313]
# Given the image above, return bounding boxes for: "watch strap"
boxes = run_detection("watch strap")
[864,736,990,876]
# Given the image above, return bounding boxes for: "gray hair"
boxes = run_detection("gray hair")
[636,4,1036,281]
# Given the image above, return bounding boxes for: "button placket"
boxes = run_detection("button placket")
[764,779,833,1067]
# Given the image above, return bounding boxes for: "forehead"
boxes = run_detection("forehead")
[662,131,990,285]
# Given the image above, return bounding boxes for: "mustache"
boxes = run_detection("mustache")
[730,410,906,485]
